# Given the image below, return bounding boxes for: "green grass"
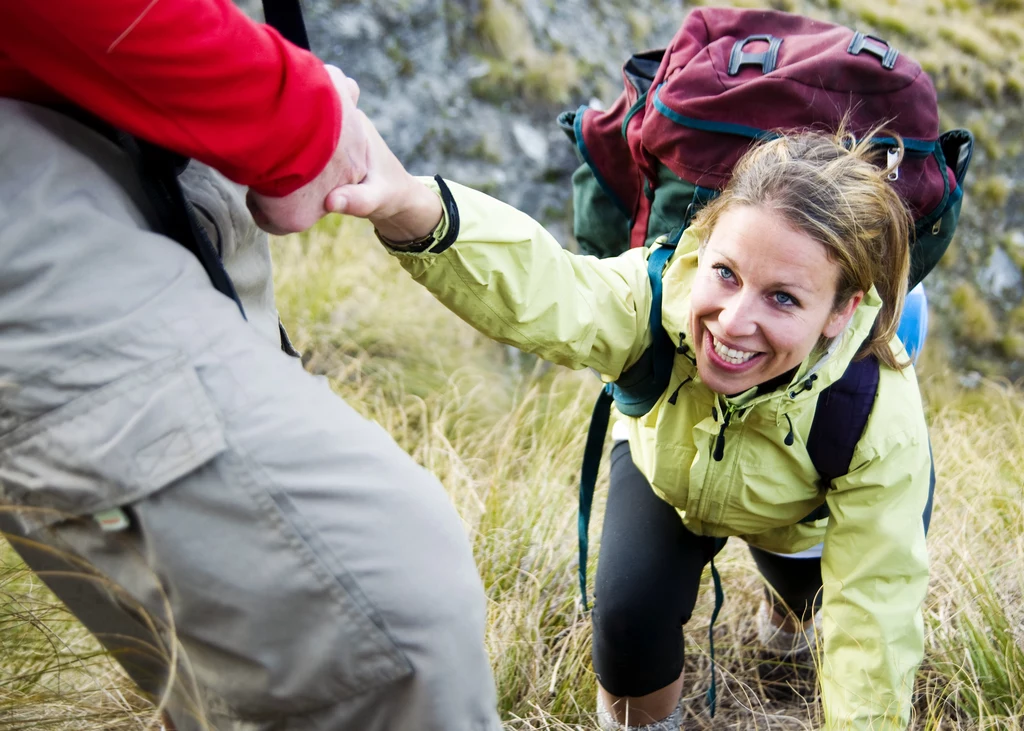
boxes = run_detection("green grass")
[949,282,999,345]
[3,219,1024,728]
[469,0,581,105]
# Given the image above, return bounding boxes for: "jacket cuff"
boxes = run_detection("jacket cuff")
[377,175,460,255]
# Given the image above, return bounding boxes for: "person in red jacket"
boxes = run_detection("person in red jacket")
[0,3,500,730]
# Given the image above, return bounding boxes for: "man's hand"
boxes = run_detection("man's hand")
[325,111,443,244]
[247,65,368,235]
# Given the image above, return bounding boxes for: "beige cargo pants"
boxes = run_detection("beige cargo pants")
[0,100,500,731]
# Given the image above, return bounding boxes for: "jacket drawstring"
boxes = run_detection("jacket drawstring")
[789,373,818,399]
[667,376,693,405]
[676,332,695,363]
[782,373,819,445]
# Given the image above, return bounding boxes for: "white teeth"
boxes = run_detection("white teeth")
[712,335,757,365]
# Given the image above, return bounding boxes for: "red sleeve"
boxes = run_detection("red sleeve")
[0,0,341,196]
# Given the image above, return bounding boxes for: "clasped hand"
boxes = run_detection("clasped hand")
[247,65,442,243]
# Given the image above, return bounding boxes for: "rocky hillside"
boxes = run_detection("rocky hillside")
[257,0,1024,378]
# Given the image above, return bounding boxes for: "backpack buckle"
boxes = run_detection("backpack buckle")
[886,147,900,181]
[728,34,783,76]
[847,32,899,70]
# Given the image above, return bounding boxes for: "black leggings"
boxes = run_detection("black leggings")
[591,441,823,698]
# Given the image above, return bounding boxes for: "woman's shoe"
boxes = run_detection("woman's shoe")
[755,597,821,700]
[596,696,682,730]
[756,597,821,657]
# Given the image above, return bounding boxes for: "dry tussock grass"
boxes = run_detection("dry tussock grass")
[1,218,1022,728]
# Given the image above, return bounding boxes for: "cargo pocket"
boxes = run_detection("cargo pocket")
[0,354,226,531]
[127,437,416,719]
[0,354,413,718]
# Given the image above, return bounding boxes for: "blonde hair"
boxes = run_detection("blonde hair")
[691,127,912,371]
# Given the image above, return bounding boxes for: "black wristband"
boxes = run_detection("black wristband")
[375,175,461,254]
[431,174,460,254]
[376,230,436,252]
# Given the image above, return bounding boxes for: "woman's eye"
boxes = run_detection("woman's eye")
[713,265,735,282]
[773,291,798,307]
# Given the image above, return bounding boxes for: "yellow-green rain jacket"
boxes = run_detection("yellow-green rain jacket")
[390,181,932,730]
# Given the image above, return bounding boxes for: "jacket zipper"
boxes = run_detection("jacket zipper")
[695,403,736,526]
[712,406,734,462]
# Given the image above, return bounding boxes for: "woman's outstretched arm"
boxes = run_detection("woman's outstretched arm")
[331,114,655,378]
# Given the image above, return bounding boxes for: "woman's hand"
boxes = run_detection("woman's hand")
[247,65,369,235]
[325,111,443,244]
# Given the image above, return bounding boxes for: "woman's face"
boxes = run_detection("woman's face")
[688,204,862,395]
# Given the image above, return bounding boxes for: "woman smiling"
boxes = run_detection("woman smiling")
[332,122,933,731]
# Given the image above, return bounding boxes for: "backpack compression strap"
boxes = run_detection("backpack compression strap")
[577,240,677,609]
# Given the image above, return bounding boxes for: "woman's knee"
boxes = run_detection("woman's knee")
[592,581,692,646]
[591,583,690,696]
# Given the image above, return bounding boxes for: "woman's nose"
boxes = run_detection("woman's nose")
[718,295,757,337]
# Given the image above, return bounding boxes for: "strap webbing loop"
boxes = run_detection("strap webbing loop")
[578,385,614,610]
[705,554,726,717]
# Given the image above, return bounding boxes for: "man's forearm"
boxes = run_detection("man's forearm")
[0,0,341,196]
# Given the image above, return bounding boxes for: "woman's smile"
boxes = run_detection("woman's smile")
[707,332,762,368]
[688,204,860,395]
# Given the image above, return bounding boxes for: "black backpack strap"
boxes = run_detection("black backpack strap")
[55,106,249,321]
[123,0,312,328]
[262,0,310,50]
[261,0,310,354]
[800,355,880,522]
[127,136,248,320]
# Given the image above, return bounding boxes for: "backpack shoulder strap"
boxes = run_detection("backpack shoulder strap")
[610,239,678,415]
[804,355,880,511]
[797,356,880,524]
[262,0,310,50]
[577,232,681,608]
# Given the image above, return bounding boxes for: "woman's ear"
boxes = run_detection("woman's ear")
[823,291,864,339]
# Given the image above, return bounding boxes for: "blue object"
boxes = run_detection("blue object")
[897,283,929,363]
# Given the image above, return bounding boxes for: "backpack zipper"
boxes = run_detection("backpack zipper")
[651,84,936,158]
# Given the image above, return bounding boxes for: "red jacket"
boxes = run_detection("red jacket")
[0,0,340,197]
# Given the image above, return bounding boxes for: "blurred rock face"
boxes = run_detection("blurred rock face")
[292,0,687,244]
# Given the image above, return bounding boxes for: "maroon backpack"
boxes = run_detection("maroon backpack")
[559,6,973,286]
